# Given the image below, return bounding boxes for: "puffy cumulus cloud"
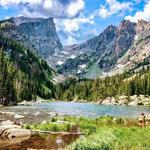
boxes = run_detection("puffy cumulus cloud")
[98,0,133,18]
[0,0,42,7]
[0,0,85,18]
[67,0,85,17]
[55,16,94,33]
[125,0,150,22]
[54,14,95,45]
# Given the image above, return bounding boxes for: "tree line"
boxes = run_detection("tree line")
[56,67,150,101]
[0,36,55,105]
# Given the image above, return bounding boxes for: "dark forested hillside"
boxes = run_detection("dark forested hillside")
[0,35,55,105]
[56,67,150,102]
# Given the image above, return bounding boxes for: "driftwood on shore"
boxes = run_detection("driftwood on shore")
[31,130,85,135]
[31,130,85,136]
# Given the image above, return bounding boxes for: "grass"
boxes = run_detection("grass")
[23,116,127,135]
[23,116,150,150]
[69,126,150,150]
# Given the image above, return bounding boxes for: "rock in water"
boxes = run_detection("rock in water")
[14,114,25,119]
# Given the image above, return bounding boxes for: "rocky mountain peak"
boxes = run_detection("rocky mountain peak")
[0,17,63,67]
[136,19,150,34]
[57,19,150,78]
[115,20,136,56]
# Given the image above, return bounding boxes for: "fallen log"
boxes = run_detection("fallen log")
[31,130,85,136]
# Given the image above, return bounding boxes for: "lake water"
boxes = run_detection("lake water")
[1,102,150,118]
[1,102,150,149]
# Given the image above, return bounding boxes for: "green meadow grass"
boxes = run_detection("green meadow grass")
[24,116,150,150]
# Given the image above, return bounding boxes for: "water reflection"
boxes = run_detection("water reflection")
[0,134,80,150]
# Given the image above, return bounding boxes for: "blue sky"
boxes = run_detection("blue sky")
[0,0,150,45]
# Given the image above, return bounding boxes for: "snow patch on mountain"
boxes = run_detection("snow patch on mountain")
[79,64,86,69]
[62,51,69,55]
[77,70,82,74]
[69,55,76,59]
[57,61,64,65]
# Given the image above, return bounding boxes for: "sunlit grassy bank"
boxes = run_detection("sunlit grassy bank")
[69,126,150,150]
[24,116,150,150]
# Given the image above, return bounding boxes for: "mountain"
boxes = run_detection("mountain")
[0,16,63,67]
[57,19,150,78]
[109,20,150,75]
[0,35,55,105]
[1,17,150,79]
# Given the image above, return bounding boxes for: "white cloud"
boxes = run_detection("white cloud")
[55,16,94,33]
[67,0,85,17]
[43,0,53,10]
[125,0,150,22]
[98,0,133,18]
[0,0,42,7]
[0,0,85,18]
[98,6,109,18]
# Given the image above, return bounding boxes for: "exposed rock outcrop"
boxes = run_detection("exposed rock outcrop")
[0,16,63,67]
[0,120,31,139]
[57,19,150,78]
[100,95,150,106]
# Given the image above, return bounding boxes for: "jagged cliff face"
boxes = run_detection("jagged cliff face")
[1,17,150,79]
[0,17,63,67]
[110,20,150,75]
[57,19,150,78]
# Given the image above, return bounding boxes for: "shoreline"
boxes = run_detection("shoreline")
[1,99,150,125]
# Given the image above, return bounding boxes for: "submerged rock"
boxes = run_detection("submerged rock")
[14,114,25,119]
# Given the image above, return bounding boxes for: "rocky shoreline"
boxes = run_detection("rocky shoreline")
[75,95,150,106]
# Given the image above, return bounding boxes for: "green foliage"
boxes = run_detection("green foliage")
[27,122,71,132]
[24,116,124,134]
[69,126,150,150]
[24,116,150,150]
[56,68,150,101]
[0,35,55,105]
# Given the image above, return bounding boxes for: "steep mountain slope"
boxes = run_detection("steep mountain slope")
[57,20,150,78]
[0,17,63,67]
[0,35,55,105]
[109,20,150,75]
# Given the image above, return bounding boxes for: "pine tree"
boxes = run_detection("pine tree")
[0,47,4,104]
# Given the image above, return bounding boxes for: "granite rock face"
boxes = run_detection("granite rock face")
[1,18,150,78]
[57,20,150,78]
[0,16,63,67]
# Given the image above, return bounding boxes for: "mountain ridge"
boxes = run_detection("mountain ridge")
[1,17,150,79]
[0,16,63,68]
[57,19,150,78]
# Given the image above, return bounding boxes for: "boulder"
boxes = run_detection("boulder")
[6,128,31,139]
[0,120,31,139]
[141,97,150,106]
[0,120,14,126]
[14,114,25,119]
[0,111,15,116]
[118,95,128,100]
[128,101,138,106]
[130,95,138,101]
[118,99,128,105]
[101,97,112,105]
